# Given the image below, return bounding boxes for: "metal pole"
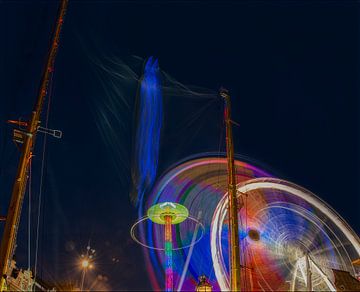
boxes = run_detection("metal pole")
[306,253,312,291]
[220,88,242,291]
[164,215,173,292]
[80,266,87,291]
[0,1,68,289]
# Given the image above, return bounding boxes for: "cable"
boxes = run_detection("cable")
[216,98,224,188]
[33,67,54,283]
[28,158,32,271]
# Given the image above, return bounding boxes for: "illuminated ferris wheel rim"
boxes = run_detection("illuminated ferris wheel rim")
[147,155,272,205]
[210,177,360,291]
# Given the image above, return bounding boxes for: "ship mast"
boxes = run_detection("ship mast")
[220,88,242,291]
[0,0,68,288]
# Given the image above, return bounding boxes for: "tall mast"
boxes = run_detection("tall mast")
[0,0,68,287]
[220,88,241,291]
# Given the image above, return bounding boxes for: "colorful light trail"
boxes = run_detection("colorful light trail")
[142,155,272,290]
[211,178,360,291]
[140,155,360,291]
[132,57,163,208]
[164,215,173,291]
[133,202,192,291]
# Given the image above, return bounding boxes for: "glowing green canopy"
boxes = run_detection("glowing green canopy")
[147,202,189,225]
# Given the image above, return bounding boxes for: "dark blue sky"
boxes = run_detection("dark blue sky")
[1,1,359,290]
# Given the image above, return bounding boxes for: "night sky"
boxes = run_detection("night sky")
[1,0,359,290]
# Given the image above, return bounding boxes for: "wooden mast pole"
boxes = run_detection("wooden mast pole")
[221,88,242,291]
[0,1,68,288]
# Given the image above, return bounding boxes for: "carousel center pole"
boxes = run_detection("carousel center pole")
[148,202,189,292]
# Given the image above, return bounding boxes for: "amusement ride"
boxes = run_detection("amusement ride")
[0,0,358,291]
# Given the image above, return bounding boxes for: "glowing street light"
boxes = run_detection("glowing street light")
[81,259,89,269]
[80,244,96,291]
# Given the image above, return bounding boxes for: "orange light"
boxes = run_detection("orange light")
[81,259,89,268]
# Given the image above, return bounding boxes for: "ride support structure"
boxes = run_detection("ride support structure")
[0,1,68,290]
[220,88,242,291]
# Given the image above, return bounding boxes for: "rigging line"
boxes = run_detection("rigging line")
[33,67,54,283]
[216,99,224,188]
[180,99,217,130]
[28,157,32,271]
[173,99,217,154]
[203,100,222,206]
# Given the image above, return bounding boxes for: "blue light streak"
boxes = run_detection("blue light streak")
[133,57,163,208]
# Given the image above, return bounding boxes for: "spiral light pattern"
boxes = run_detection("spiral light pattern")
[211,178,360,291]
[140,156,359,291]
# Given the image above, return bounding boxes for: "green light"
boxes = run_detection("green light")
[147,202,189,225]
[147,202,189,292]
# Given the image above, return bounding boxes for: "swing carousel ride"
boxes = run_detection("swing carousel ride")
[0,1,358,291]
[129,59,359,291]
[132,156,360,291]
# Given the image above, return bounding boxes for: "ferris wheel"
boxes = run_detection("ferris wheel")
[139,156,359,291]
[211,177,360,291]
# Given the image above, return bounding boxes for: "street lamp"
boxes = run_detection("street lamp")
[81,259,89,269]
[80,245,95,291]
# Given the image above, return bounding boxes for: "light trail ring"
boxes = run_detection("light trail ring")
[211,178,360,291]
[130,215,205,251]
